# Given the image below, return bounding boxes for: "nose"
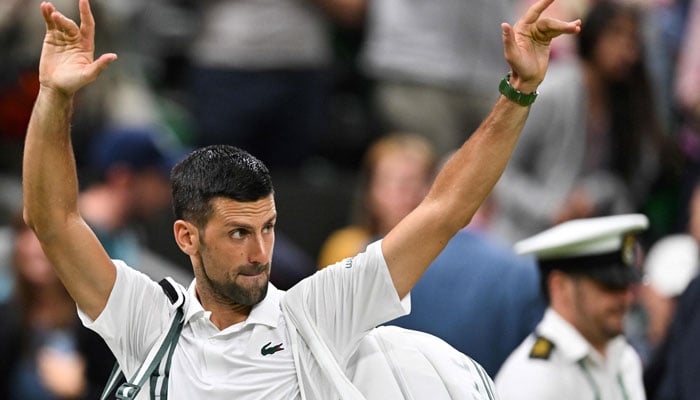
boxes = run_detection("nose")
[247,234,271,265]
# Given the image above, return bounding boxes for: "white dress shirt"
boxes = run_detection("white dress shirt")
[496,308,646,400]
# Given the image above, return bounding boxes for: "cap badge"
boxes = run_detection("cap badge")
[622,233,636,267]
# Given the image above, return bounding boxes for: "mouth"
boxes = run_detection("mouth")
[238,265,268,279]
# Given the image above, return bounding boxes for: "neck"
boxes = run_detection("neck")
[195,285,253,330]
[583,330,610,358]
[554,305,610,358]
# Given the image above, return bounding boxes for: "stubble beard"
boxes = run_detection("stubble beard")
[600,305,628,339]
[199,258,270,307]
[574,288,626,346]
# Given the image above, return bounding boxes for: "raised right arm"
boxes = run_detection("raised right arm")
[23,0,118,320]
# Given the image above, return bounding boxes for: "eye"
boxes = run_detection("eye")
[230,229,247,239]
[262,223,275,234]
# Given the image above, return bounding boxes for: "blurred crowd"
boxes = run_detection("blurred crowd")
[1,0,700,398]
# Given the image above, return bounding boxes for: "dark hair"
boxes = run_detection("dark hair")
[171,145,274,227]
[577,1,635,63]
[577,1,665,182]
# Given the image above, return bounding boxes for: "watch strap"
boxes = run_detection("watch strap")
[498,72,538,106]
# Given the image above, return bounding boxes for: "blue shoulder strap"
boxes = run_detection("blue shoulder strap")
[100,278,185,400]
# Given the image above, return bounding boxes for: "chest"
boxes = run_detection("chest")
[166,318,300,399]
[546,356,639,400]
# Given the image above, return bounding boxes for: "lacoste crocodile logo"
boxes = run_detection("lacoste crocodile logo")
[261,342,285,356]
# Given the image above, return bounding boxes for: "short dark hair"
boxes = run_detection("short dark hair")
[171,145,274,227]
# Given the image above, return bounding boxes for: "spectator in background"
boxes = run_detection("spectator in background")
[646,276,700,400]
[643,182,700,399]
[496,214,649,400]
[358,0,512,157]
[0,213,114,399]
[0,176,22,300]
[674,0,700,123]
[185,0,365,169]
[80,126,193,284]
[634,234,699,362]
[517,0,675,129]
[672,0,700,230]
[647,273,700,400]
[490,0,674,244]
[317,133,435,267]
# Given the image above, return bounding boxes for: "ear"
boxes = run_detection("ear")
[174,220,200,256]
[549,270,576,308]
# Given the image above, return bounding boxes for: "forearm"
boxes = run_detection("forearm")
[383,95,531,298]
[23,87,80,238]
[427,95,530,232]
[381,0,581,298]
[23,85,117,318]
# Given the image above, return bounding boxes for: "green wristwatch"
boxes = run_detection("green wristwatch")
[498,72,538,106]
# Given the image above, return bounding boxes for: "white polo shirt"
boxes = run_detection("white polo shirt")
[495,308,646,400]
[80,240,408,399]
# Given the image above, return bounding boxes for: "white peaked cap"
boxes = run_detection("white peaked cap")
[644,234,699,297]
[515,214,649,260]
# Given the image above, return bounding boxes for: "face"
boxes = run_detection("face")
[568,275,634,348]
[592,13,641,82]
[13,228,58,288]
[130,169,172,219]
[193,195,276,307]
[368,152,431,233]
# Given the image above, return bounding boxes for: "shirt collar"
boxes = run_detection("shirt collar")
[184,280,282,330]
[538,308,591,361]
[538,308,629,366]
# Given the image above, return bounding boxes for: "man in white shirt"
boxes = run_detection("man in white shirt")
[22,0,580,397]
[496,214,649,400]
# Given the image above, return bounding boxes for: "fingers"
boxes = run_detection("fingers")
[41,1,80,39]
[86,53,118,80]
[559,18,582,35]
[535,17,582,41]
[53,11,80,38]
[78,0,95,43]
[41,2,57,31]
[501,22,517,58]
[521,0,556,24]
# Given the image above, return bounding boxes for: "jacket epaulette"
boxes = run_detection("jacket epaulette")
[529,335,555,360]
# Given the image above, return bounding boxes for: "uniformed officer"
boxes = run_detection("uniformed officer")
[495,214,648,400]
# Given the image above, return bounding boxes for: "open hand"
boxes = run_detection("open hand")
[39,0,117,96]
[501,0,581,93]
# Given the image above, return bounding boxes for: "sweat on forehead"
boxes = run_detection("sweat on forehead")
[170,145,274,223]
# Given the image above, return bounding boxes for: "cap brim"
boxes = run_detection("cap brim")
[585,265,642,290]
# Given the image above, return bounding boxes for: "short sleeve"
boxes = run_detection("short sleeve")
[78,260,174,377]
[287,239,410,363]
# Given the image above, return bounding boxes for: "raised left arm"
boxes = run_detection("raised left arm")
[382,0,581,299]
